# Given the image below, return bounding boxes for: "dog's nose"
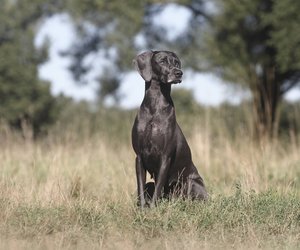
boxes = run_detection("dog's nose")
[175,70,183,78]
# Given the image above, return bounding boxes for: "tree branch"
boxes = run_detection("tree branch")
[280,73,300,95]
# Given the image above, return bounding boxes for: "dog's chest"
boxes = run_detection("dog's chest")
[141,116,164,141]
[137,114,171,155]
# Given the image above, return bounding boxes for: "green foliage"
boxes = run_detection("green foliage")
[200,0,300,87]
[172,88,200,114]
[60,0,300,139]
[48,100,136,144]
[61,0,208,102]
[190,0,300,138]
[1,0,300,139]
[62,0,148,102]
[265,0,300,72]
[0,0,62,136]
[279,101,300,137]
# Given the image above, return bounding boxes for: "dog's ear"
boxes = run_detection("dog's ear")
[133,51,153,82]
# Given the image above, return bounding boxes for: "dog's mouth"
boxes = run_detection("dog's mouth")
[167,78,182,84]
[167,70,183,84]
[173,79,182,84]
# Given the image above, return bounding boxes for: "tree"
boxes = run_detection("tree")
[62,0,207,103]
[0,0,62,137]
[62,0,149,103]
[150,0,300,139]
[62,0,300,139]
[187,0,300,139]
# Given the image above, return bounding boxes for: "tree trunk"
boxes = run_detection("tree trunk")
[252,66,281,140]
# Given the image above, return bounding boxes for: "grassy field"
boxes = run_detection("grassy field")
[0,110,300,249]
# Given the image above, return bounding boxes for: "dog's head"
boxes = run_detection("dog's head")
[133,50,183,84]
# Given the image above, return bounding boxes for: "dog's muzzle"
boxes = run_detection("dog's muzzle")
[168,69,183,84]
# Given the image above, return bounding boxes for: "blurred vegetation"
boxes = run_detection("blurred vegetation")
[0,0,63,137]
[60,0,300,140]
[1,2,300,248]
[35,88,300,148]
[0,0,300,141]
[200,0,300,139]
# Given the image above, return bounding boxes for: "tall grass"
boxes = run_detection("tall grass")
[0,106,300,249]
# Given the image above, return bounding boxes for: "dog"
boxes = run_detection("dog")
[132,50,208,208]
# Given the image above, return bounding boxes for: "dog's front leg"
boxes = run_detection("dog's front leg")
[151,156,171,206]
[135,156,146,208]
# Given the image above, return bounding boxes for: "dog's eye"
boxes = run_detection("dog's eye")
[160,58,168,64]
[174,61,180,68]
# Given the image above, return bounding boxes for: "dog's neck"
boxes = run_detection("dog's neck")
[141,79,174,113]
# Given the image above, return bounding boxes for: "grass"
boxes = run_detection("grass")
[0,113,300,249]
[1,191,299,249]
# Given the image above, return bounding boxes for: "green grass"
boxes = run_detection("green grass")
[1,190,299,249]
[1,109,300,249]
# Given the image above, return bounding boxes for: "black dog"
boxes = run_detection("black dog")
[132,50,208,207]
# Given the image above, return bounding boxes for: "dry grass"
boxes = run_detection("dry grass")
[0,121,299,249]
